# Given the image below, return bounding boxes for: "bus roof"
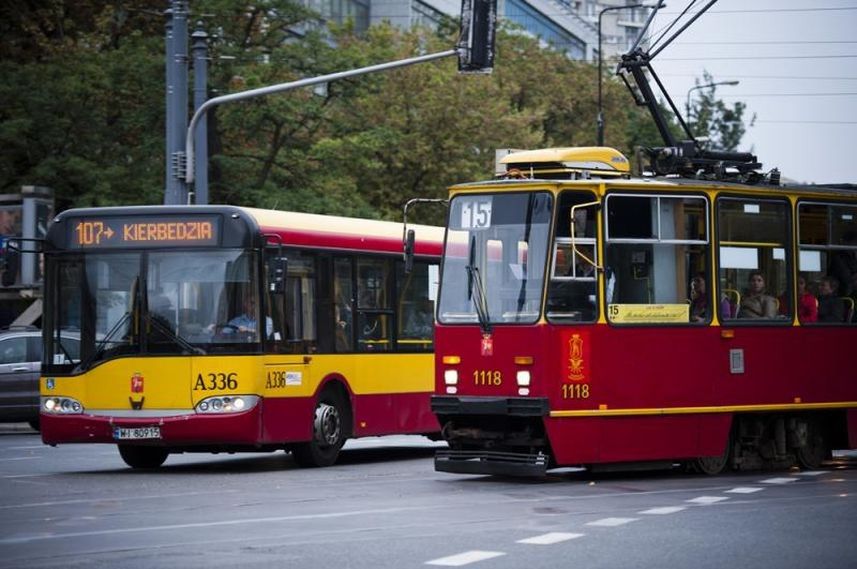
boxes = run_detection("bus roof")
[243,207,445,257]
[47,205,444,257]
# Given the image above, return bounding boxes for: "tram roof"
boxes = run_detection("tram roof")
[449,176,857,200]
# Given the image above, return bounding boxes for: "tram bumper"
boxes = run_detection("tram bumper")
[431,396,550,476]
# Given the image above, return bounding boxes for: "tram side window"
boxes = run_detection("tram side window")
[798,202,857,324]
[717,198,791,322]
[547,191,599,323]
[397,260,438,351]
[605,194,709,324]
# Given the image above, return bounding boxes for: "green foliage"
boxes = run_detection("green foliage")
[687,70,755,152]
[0,1,753,220]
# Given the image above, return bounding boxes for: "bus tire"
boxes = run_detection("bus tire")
[118,445,169,469]
[293,391,349,468]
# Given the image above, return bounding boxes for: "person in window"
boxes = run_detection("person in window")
[793,275,818,323]
[739,271,777,319]
[228,296,273,337]
[817,276,845,323]
[404,300,434,339]
[690,273,731,322]
[830,231,857,297]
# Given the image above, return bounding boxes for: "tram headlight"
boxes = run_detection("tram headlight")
[195,395,259,414]
[444,370,459,386]
[516,370,531,387]
[41,397,84,415]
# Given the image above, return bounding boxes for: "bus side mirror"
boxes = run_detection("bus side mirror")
[268,257,287,294]
[404,229,415,274]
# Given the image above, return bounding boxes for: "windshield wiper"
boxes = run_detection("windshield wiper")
[148,315,206,355]
[74,311,132,373]
[466,236,492,334]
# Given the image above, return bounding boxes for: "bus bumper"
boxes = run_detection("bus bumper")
[40,405,262,447]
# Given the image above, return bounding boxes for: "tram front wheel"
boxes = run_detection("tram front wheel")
[690,435,732,475]
[796,419,828,470]
[118,445,169,469]
[292,392,349,468]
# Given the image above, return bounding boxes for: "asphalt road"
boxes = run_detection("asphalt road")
[1,425,855,569]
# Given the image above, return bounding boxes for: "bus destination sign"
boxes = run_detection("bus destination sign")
[69,215,220,248]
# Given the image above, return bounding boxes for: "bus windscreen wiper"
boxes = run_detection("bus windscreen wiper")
[74,311,131,373]
[147,314,206,355]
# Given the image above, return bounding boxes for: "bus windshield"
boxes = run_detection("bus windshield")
[438,192,553,326]
[46,249,260,372]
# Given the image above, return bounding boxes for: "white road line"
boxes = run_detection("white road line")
[0,457,40,462]
[638,506,686,515]
[686,496,729,505]
[0,506,417,545]
[5,446,47,451]
[426,551,506,566]
[761,477,798,484]
[585,517,638,527]
[725,487,764,494]
[794,471,827,476]
[517,532,584,545]
[0,490,241,510]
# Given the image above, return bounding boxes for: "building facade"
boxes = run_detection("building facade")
[305,0,652,62]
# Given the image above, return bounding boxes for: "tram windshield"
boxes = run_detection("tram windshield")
[45,249,261,372]
[438,192,553,327]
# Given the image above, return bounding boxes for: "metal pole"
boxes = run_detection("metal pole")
[184,49,458,185]
[164,7,176,204]
[172,0,189,205]
[192,24,209,205]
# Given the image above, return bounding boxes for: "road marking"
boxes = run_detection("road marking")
[0,457,39,462]
[725,487,764,494]
[761,477,797,484]
[426,551,506,566]
[0,506,419,545]
[638,506,686,515]
[686,496,729,505]
[794,471,827,476]
[5,446,47,451]
[0,490,241,510]
[586,517,638,527]
[517,532,584,545]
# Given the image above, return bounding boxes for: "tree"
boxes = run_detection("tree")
[687,70,755,152]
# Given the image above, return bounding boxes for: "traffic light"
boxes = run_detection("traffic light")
[458,0,497,74]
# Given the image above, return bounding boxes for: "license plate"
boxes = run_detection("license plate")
[113,426,161,440]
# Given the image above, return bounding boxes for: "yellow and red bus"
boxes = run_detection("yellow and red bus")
[40,205,443,468]
[431,146,857,476]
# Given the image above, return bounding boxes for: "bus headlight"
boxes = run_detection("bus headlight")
[41,397,84,414]
[195,395,259,414]
[516,370,531,387]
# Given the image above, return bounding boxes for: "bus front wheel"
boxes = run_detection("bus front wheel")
[293,393,348,468]
[118,445,169,469]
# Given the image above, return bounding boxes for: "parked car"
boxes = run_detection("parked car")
[0,327,80,431]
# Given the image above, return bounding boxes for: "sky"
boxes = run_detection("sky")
[647,0,857,184]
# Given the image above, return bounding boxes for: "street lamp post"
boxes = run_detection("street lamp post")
[597,3,648,146]
[685,80,739,133]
